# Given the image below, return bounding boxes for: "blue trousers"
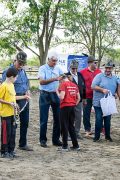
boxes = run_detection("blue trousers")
[17,99,29,147]
[94,106,111,139]
[39,91,60,143]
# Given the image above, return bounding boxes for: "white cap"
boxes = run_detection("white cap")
[47,51,58,61]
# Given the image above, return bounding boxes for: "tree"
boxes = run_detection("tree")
[0,0,69,65]
[62,0,120,66]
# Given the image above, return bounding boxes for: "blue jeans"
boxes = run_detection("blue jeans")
[17,99,29,147]
[94,106,111,139]
[39,91,60,143]
[83,98,92,131]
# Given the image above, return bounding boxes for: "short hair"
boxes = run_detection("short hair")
[47,51,58,60]
[6,67,18,78]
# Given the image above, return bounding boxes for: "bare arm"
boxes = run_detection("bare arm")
[39,76,62,85]
[16,95,31,100]
[56,90,65,100]
[92,85,109,94]
[0,99,11,105]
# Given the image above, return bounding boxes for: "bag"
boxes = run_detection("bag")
[100,91,118,117]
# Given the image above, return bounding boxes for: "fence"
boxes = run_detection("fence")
[0,67,120,84]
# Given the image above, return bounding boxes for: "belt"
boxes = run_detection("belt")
[40,90,56,94]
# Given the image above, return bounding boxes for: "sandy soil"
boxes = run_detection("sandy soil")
[0,93,120,180]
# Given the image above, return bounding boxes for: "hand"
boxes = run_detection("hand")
[83,99,87,106]
[102,89,109,94]
[24,95,31,100]
[26,90,30,96]
[10,102,16,107]
[114,93,117,99]
[54,76,63,81]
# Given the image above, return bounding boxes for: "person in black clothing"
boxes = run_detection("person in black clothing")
[66,60,86,139]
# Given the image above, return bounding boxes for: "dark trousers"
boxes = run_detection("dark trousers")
[60,106,79,148]
[39,91,60,143]
[1,116,16,154]
[17,99,29,147]
[94,106,111,139]
[83,98,93,131]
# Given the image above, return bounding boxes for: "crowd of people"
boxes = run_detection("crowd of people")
[0,50,120,158]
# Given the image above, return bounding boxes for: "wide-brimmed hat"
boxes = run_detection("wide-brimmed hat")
[104,60,115,68]
[87,55,98,63]
[70,60,79,68]
[16,51,27,65]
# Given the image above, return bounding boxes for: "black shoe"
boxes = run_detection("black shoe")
[53,140,62,146]
[9,151,16,158]
[93,138,100,142]
[19,145,33,151]
[70,145,80,151]
[40,141,47,148]
[1,152,10,158]
[105,137,113,142]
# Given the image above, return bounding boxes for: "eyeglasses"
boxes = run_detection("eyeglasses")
[51,58,58,62]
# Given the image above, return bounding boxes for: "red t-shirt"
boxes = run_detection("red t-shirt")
[80,68,101,99]
[59,81,79,108]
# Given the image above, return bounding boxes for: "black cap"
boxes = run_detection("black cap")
[87,55,98,63]
[104,60,115,68]
[16,51,27,65]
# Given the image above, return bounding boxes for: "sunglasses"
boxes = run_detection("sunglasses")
[71,67,77,69]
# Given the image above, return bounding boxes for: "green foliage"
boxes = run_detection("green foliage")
[63,0,120,64]
[0,57,40,69]
[104,48,120,63]
[0,59,12,69]
[27,57,39,66]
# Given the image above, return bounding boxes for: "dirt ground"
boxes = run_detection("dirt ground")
[0,93,120,180]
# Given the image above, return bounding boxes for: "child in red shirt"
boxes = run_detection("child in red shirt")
[57,75,80,151]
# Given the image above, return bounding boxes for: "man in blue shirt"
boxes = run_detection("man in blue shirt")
[2,51,32,151]
[38,51,63,147]
[91,60,120,142]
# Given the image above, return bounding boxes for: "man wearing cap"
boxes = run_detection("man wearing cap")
[66,60,86,139]
[80,56,101,137]
[38,51,63,148]
[2,51,32,151]
[91,60,120,142]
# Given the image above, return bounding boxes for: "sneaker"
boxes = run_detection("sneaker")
[93,138,100,142]
[105,137,113,142]
[61,146,69,152]
[70,146,80,151]
[19,145,33,151]
[57,146,69,152]
[1,152,10,158]
[9,151,16,158]
[85,132,92,138]
[40,141,47,148]
[53,140,62,146]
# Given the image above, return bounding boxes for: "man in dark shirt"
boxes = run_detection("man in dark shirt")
[66,60,86,139]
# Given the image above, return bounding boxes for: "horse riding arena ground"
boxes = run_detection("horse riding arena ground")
[0,92,120,180]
